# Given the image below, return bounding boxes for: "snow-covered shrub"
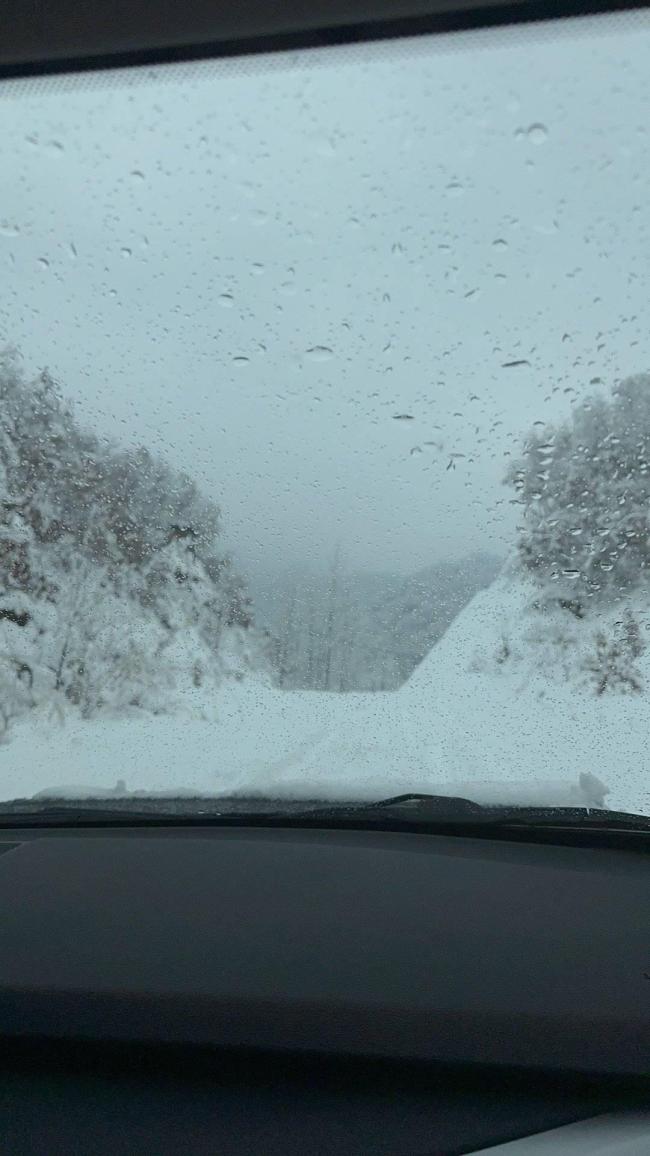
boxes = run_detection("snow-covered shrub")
[582,610,646,696]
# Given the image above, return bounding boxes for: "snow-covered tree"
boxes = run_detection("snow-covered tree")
[0,358,54,730]
[508,373,650,611]
[0,348,265,731]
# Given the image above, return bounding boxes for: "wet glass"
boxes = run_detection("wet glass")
[0,11,649,815]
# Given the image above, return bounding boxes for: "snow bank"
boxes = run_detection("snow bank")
[400,573,650,815]
[2,573,648,815]
[1,681,420,803]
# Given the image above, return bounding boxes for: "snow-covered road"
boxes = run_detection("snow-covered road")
[2,576,648,815]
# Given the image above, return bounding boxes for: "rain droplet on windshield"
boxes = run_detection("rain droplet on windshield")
[305,346,334,362]
[526,123,548,145]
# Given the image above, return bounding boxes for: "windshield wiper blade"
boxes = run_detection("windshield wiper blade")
[0,796,368,824]
[0,804,192,825]
[323,792,650,831]
[298,792,486,820]
[0,793,647,842]
[278,792,650,833]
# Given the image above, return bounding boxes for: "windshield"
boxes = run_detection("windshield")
[0,12,649,817]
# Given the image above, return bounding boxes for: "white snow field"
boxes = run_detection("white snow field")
[3,572,649,816]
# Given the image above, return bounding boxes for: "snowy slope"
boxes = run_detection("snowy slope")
[401,572,650,815]
[2,572,648,815]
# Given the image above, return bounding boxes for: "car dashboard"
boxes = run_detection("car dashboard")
[0,823,647,1154]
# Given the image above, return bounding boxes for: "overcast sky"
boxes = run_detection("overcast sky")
[0,12,649,578]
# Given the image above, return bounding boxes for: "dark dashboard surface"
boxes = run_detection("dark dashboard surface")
[0,824,647,1154]
[0,1040,638,1156]
[0,825,647,1072]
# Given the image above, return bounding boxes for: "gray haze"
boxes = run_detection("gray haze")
[0,12,649,579]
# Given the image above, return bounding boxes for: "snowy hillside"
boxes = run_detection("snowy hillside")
[0,352,269,730]
[401,570,650,816]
